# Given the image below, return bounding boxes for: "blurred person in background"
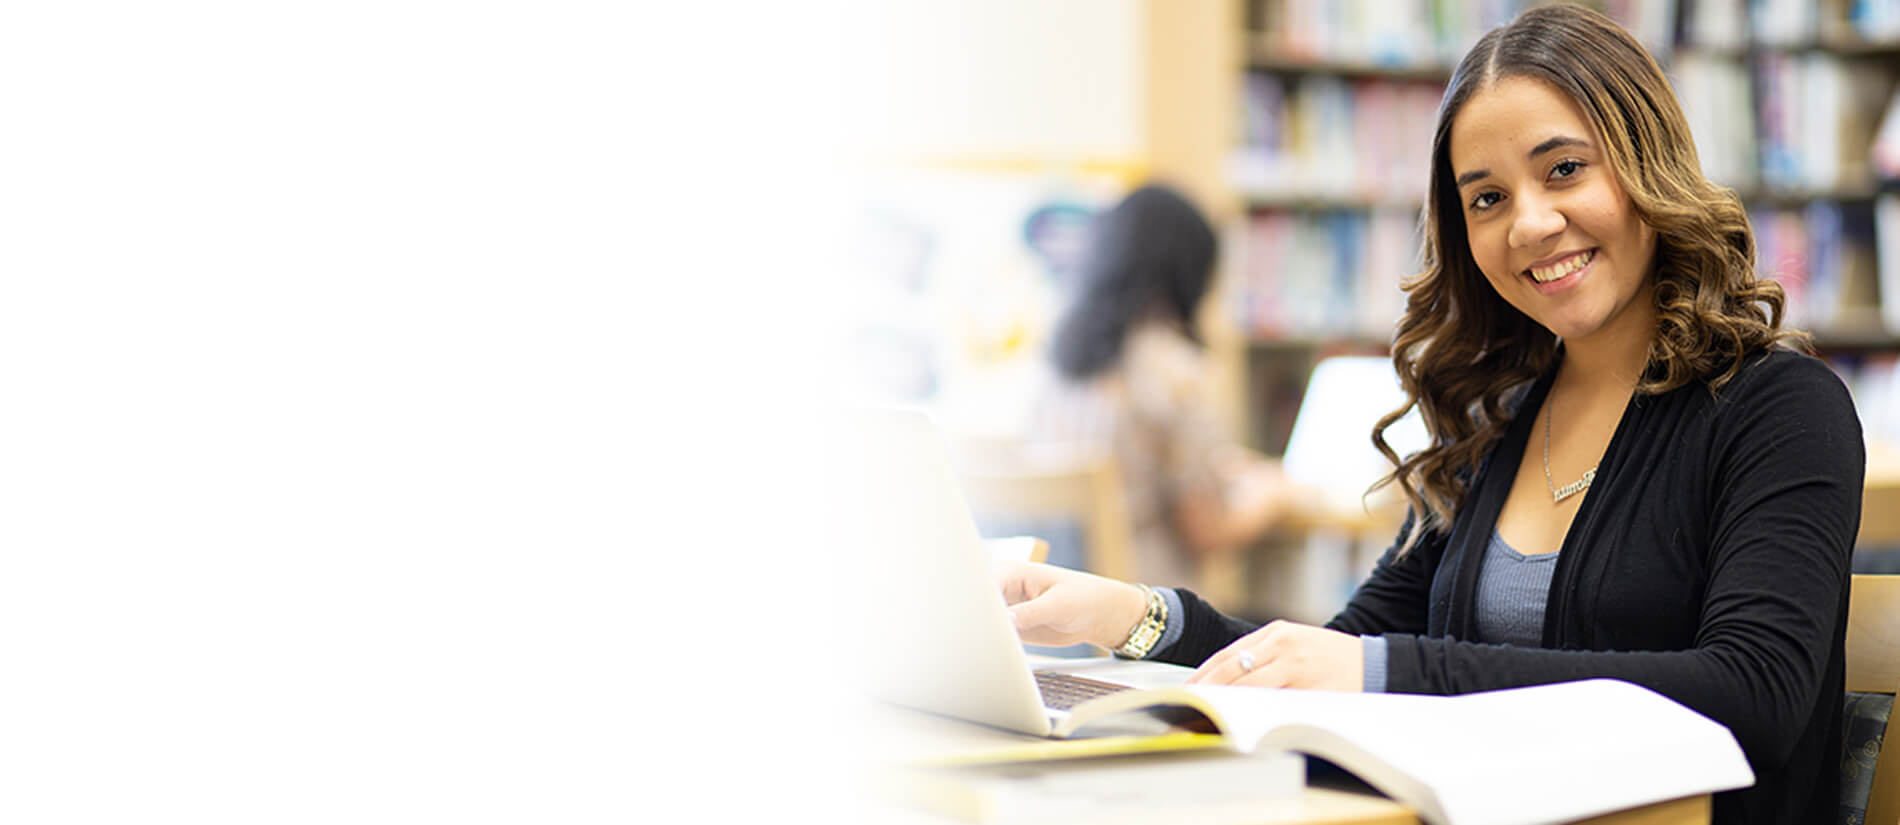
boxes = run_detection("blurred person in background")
[997,7,1862,823]
[1029,183,1302,591]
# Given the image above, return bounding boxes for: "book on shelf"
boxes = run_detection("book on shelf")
[1229,70,1439,203]
[1246,0,1540,69]
[1750,0,1818,46]
[1754,51,1892,193]
[1235,208,1415,338]
[1683,0,1749,52]
[1604,0,1680,55]
[1880,195,1900,334]
[879,675,1753,825]
[1827,351,1900,448]
[1674,50,1759,190]
[1849,0,1900,41]
[1754,198,1887,334]
[1875,87,1900,179]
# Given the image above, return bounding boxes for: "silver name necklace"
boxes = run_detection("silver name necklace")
[1543,401,1597,503]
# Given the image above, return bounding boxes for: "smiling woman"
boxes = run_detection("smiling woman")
[993,6,1865,825]
[1380,6,1811,539]
[1443,75,1666,547]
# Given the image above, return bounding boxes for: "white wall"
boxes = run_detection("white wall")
[845,0,1145,160]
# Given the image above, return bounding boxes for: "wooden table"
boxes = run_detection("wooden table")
[1862,442,1900,546]
[863,703,1711,825]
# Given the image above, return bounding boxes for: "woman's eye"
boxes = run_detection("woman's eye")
[1469,192,1501,211]
[1551,159,1584,179]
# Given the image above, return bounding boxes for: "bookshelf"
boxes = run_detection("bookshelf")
[1668,0,1900,460]
[1225,0,1900,456]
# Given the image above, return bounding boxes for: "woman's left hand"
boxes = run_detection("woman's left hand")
[1184,620,1364,691]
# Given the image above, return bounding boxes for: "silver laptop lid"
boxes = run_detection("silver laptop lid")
[833,407,1053,736]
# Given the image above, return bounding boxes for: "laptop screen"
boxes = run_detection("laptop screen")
[1280,356,1428,514]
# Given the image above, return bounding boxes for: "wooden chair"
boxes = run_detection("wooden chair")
[955,452,1140,584]
[1863,442,1900,548]
[1845,574,1900,824]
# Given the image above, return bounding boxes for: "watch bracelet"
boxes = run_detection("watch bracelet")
[1112,584,1168,659]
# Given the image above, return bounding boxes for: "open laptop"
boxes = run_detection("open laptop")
[1279,356,1428,514]
[834,406,1195,738]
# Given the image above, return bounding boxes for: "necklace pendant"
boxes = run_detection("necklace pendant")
[1551,467,1596,503]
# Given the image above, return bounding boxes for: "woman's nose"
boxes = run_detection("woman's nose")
[1508,195,1566,250]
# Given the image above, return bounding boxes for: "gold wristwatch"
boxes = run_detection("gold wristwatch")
[1112,584,1168,659]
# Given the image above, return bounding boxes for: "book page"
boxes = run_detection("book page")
[1184,679,1752,825]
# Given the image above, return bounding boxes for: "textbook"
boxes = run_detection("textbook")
[870,707,1305,825]
[885,677,1753,825]
[885,743,1305,824]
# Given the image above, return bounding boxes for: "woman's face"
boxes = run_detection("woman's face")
[1448,76,1657,348]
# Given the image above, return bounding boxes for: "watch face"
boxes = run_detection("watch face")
[1115,588,1166,658]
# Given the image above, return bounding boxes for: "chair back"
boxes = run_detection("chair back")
[1863,481,1900,549]
[1845,574,1900,824]
[955,450,1138,584]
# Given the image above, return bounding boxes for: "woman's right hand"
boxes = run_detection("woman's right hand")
[994,560,1150,651]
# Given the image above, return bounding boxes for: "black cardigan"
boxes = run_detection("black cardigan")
[1159,349,1864,825]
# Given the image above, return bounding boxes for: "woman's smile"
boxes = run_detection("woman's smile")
[1526,248,1596,293]
[1526,248,1594,283]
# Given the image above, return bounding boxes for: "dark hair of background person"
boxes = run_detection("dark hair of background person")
[1049,184,1218,381]
[1368,3,1809,547]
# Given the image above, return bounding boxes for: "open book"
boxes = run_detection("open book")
[984,674,1752,825]
[884,740,1305,825]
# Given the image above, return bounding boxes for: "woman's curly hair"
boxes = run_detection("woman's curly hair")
[1371,4,1808,551]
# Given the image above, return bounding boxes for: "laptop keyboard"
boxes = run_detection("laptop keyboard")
[1034,670,1134,711]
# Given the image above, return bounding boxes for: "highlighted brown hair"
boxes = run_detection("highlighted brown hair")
[1371,4,1806,548]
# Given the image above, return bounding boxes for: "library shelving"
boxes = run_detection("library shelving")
[1226,0,1900,456]
[1199,0,1900,622]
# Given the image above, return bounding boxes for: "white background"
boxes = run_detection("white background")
[0,2,858,821]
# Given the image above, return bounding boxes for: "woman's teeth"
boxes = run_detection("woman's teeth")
[1529,250,1594,283]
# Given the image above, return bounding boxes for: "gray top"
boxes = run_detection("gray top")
[1471,529,1559,647]
[1361,529,1556,691]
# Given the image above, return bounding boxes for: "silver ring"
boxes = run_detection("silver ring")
[1236,651,1256,672]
